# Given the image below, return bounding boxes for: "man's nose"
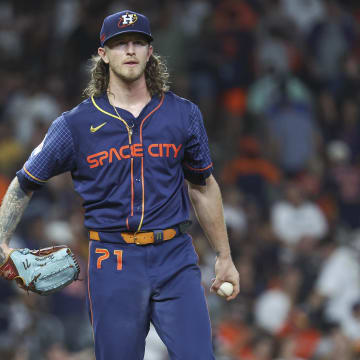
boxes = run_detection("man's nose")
[126,42,135,54]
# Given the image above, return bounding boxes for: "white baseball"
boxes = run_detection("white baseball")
[217,282,234,297]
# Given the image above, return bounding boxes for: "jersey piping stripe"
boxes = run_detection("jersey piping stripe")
[130,158,134,216]
[137,94,165,232]
[183,162,213,171]
[23,166,47,183]
[87,243,95,342]
[138,157,145,232]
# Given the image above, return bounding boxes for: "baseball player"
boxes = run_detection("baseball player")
[0,10,239,359]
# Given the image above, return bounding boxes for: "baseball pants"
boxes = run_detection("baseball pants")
[87,233,215,359]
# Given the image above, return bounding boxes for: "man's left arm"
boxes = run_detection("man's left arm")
[187,174,240,300]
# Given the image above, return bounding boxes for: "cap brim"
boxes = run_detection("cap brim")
[103,30,153,46]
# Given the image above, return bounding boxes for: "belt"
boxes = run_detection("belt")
[88,222,191,245]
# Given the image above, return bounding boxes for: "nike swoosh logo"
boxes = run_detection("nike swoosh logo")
[90,122,107,133]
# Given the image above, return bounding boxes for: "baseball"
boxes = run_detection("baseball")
[217,282,234,297]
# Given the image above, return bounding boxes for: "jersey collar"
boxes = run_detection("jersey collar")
[92,92,163,122]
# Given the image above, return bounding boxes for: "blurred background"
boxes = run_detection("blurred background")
[1,0,360,359]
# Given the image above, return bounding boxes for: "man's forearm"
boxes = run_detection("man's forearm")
[188,175,231,257]
[0,177,32,261]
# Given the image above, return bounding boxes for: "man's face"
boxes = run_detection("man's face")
[99,33,153,83]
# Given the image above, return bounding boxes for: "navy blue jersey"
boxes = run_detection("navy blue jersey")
[17,92,213,232]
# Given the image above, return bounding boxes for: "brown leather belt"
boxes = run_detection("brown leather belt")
[89,228,177,245]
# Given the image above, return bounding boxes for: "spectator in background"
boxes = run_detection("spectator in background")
[306,0,356,84]
[316,90,340,143]
[254,277,292,335]
[183,0,216,129]
[255,0,298,76]
[152,1,188,95]
[342,300,360,354]
[271,180,328,250]
[338,97,360,161]
[264,80,321,176]
[278,306,322,360]
[326,140,360,229]
[63,3,106,104]
[222,135,281,211]
[280,0,325,36]
[333,53,360,101]
[212,0,258,89]
[0,120,24,179]
[310,235,360,326]
[4,78,61,147]
[222,186,247,240]
[247,72,313,118]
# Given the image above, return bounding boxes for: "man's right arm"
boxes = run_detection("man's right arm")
[0,177,33,262]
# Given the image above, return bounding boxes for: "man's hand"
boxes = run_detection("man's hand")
[210,255,240,301]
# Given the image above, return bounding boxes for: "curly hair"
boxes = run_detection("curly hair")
[83,53,170,98]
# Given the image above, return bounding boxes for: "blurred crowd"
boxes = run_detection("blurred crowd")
[1,0,360,359]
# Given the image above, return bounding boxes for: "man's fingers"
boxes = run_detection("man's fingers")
[226,280,240,301]
[210,278,240,300]
[210,276,240,300]
[210,277,221,293]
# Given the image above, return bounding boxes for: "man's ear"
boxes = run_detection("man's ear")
[147,45,153,62]
[98,47,109,64]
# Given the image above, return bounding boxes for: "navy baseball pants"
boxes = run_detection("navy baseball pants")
[87,233,215,359]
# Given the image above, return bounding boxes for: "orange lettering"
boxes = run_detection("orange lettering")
[113,250,123,270]
[148,144,160,157]
[98,151,109,166]
[171,144,182,158]
[87,153,100,168]
[163,144,172,157]
[119,145,131,159]
[131,144,144,157]
[109,148,121,163]
[95,248,109,269]
[159,144,163,157]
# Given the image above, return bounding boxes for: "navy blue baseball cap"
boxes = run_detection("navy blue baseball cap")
[100,10,153,47]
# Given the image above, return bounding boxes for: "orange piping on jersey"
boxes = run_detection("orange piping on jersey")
[131,158,134,216]
[183,162,213,171]
[137,156,145,232]
[87,243,95,332]
[139,94,164,142]
[136,94,165,232]
[23,166,47,183]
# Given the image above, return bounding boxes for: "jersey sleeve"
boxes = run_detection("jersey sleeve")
[182,103,213,185]
[16,115,76,192]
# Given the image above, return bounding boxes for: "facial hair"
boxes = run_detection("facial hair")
[110,60,147,83]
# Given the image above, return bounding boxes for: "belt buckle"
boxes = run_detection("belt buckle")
[134,235,140,245]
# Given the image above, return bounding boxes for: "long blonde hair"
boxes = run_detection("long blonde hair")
[83,53,170,98]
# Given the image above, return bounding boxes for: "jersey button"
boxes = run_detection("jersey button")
[135,178,141,182]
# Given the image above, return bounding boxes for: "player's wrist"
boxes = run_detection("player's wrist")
[215,250,232,259]
[0,242,12,254]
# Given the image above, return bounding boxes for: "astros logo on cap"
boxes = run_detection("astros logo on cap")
[118,13,138,28]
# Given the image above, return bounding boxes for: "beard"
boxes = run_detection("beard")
[110,61,147,83]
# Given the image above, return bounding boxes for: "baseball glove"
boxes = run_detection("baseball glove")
[0,246,80,295]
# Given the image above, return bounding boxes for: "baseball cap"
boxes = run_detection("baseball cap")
[100,10,153,47]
